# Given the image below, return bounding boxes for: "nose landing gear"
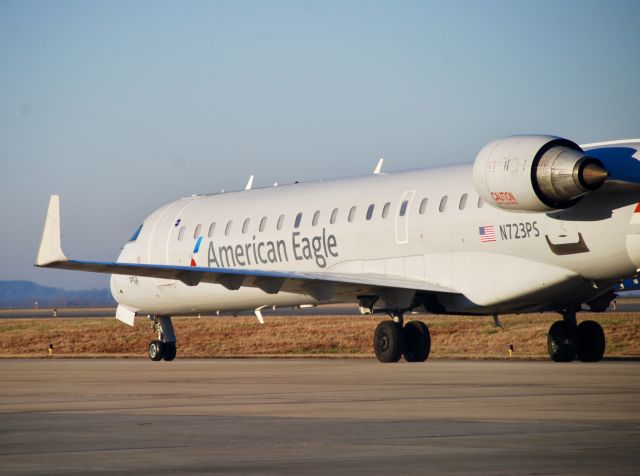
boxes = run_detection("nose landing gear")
[148,316,177,361]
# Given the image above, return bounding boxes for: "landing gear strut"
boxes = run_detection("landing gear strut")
[148,316,177,362]
[373,311,431,363]
[547,309,605,362]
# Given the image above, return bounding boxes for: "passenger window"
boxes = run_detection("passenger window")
[399,200,408,217]
[366,204,375,220]
[259,216,267,232]
[208,222,216,237]
[242,218,250,234]
[348,206,357,222]
[178,226,186,241]
[277,214,285,230]
[382,202,390,218]
[419,198,428,214]
[477,197,484,208]
[129,225,142,242]
[225,220,233,236]
[312,210,320,226]
[439,196,448,212]
[194,224,202,238]
[330,208,338,224]
[459,193,468,210]
[294,212,302,228]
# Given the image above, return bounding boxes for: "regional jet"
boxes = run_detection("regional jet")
[36,135,640,362]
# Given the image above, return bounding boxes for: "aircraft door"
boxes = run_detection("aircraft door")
[395,190,415,244]
[164,200,196,267]
[146,199,193,285]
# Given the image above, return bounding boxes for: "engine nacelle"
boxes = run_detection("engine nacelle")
[473,135,608,212]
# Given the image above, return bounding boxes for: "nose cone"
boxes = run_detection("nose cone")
[579,159,608,190]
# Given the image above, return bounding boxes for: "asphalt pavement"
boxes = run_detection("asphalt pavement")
[1,359,639,475]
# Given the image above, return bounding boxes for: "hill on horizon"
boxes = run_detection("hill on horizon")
[0,280,115,308]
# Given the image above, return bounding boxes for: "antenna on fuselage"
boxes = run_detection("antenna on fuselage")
[373,158,384,174]
[245,175,254,190]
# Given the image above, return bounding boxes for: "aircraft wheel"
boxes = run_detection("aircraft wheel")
[162,342,177,361]
[403,320,431,362]
[374,321,404,363]
[547,321,575,362]
[576,320,605,362]
[148,340,164,361]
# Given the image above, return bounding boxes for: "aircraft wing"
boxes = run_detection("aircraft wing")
[35,196,457,300]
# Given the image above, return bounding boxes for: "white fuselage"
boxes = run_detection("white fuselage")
[111,158,640,316]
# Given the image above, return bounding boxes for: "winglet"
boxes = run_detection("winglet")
[35,195,69,266]
[373,158,384,175]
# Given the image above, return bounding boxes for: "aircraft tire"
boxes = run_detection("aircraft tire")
[402,321,431,362]
[374,321,404,363]
[148,340,164,361]
[162,342,177,361]
[547,321,575,362]
[576,320,605,362]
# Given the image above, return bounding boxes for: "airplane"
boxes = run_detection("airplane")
[36,134,640,363]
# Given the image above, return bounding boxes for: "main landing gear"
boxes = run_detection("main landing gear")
[373,312,431,363]
[148,316,177,362]
[547,309,605,362]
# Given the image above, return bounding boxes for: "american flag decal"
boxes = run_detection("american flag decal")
[479,225,496,242]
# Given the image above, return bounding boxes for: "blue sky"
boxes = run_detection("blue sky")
[1,0,639,290]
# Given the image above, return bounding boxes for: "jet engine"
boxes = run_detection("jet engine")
[473,135,608,212]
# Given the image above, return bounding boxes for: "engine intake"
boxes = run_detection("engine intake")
[473,135,608,212]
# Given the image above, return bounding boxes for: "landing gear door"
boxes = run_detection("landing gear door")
[395,190,415,244]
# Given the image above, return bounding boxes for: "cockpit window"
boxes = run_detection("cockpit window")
[129,225,142,242]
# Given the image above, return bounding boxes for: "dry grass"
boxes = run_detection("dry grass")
[1,312,639,359]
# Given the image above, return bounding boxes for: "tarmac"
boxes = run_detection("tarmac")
[1,359,639,475]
